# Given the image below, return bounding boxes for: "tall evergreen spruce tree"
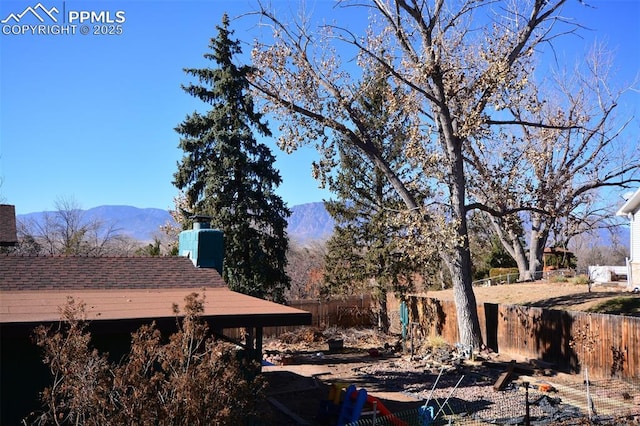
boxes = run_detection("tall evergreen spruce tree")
[323,148,406,332]
[174,15,290,303]
[323,69,426,332]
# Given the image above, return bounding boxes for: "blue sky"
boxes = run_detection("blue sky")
[1,0,638,215]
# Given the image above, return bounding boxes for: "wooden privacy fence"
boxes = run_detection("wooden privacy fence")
[224,296,373,341]
[407,295,640,381]
[243,295,374,338]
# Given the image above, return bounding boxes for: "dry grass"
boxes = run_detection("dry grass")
[426,281,636,313]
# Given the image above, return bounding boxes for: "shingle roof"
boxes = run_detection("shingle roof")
[0,255,311,327]
[0,205,18,246]
[0,255,227,290]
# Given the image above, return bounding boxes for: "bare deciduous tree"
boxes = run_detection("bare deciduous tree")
[286,240,327,300]
[16,197,127,256]
[249,0,587,347]
[467,46,639,280]
[571,230,629,272]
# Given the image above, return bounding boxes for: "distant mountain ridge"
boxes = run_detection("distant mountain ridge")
[288,203,334,243]
[17,203,334,244]
[16,203,629,248]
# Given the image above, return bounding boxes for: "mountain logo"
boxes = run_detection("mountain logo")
[1,3,59,24]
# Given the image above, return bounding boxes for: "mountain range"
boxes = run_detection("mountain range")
[16,203,629,248]
[16,203,334,244]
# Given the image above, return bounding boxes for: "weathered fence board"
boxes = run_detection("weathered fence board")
[407,295,640,381]
[238,292,638,381]
[223,295,375,339]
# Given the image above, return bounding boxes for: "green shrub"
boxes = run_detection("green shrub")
[473,268,490,281]
[489,268,519,278]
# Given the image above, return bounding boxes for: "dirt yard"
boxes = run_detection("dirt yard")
[259,282,640,425]
[260,329,640,425]
[426,281,635,312]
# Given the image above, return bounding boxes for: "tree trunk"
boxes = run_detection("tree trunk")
[490,217,531,281]
[378,286,390,333]
[442,128,483,349]
[505,227,533,281]
[369,277,390,333]
[513,248,531,281]
[443,248,483,349]
[528,214,548,280]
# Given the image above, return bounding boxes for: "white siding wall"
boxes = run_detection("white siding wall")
[633,211,640,263]
[631,211,640,288]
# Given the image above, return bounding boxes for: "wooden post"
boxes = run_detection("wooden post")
[255,327,263,364]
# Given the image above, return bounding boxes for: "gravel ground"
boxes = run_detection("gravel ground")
[260,328,640,425]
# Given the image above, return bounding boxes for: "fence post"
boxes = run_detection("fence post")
[523,381,530,426]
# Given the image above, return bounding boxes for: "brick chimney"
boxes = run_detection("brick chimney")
[178,215,224,275]
[0,204,18,247]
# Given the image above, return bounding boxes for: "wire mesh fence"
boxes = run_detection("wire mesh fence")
[344,375,640,426]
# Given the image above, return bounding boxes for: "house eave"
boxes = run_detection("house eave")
[0,288,311,328]
[617,189,640,216]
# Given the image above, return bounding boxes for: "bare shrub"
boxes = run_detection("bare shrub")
[27,293,264,425]
[572,274,591,285]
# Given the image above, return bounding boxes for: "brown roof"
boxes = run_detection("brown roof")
[0,255,311,327]
[0,288,310,326]
[0,205,18,246]
[0,255,227,290]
